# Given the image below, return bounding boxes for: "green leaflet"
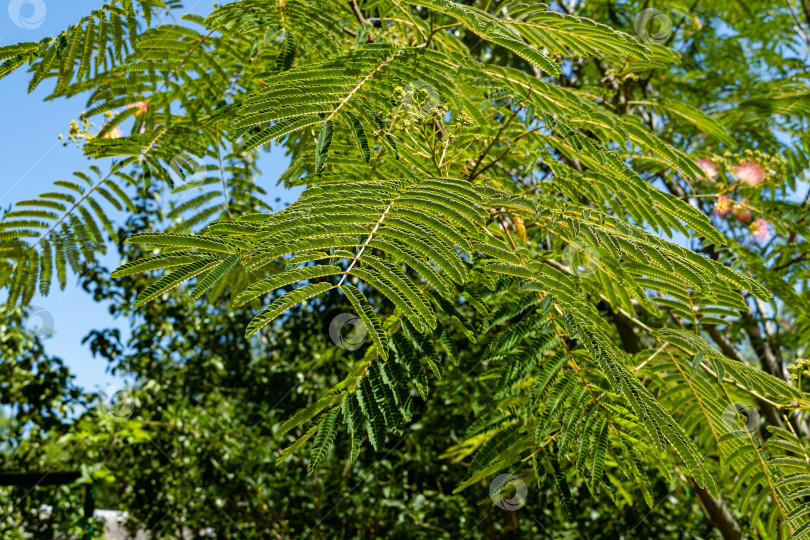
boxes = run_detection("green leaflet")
[359,255,437,330]
[275,423,319,468]
[276,35,297,72]
[349,267,427,333]
[232,265,343,307]
[579,323,719,496]
[469,423,521,473]
[346,112,371,164]
[535,371,577,443]
[508,10,649,60]
[378,360,412,420]
[308,407,340,475]
[2,164,140,302]
[557,388,590,454]
[341,284,389,359]
[277,393,342,438]
[588,418,609,496]
[315,120,334,174]
[109,176,491,347]
[366,238,454,299]
[126,232,243,253]
[412,0,561,76]
[475,241,522,265]
[357,376,386,451]
[378,224,467,283]
[653,328,804,401]
[133,259,220,308]
[189,253,241,302]
[486,262,535,278]
[549,455,577,520]
[436,323,459,365]
[391,332,428,400]
[452,456,521,494]
[342,393,365,463]
[638,98,735,147]
[245,282,334,337]
[368,361,405,433]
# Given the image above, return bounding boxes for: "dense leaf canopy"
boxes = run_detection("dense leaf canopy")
[2,1,810,538]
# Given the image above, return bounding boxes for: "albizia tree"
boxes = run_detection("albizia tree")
[1,1,810,538]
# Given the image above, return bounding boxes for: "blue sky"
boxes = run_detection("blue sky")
[0,1,298,392]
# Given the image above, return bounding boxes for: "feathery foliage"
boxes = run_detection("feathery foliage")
[3,1,810,538]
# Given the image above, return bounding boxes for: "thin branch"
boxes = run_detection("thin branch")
[468,106,521,180]
[348,0,367,25]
